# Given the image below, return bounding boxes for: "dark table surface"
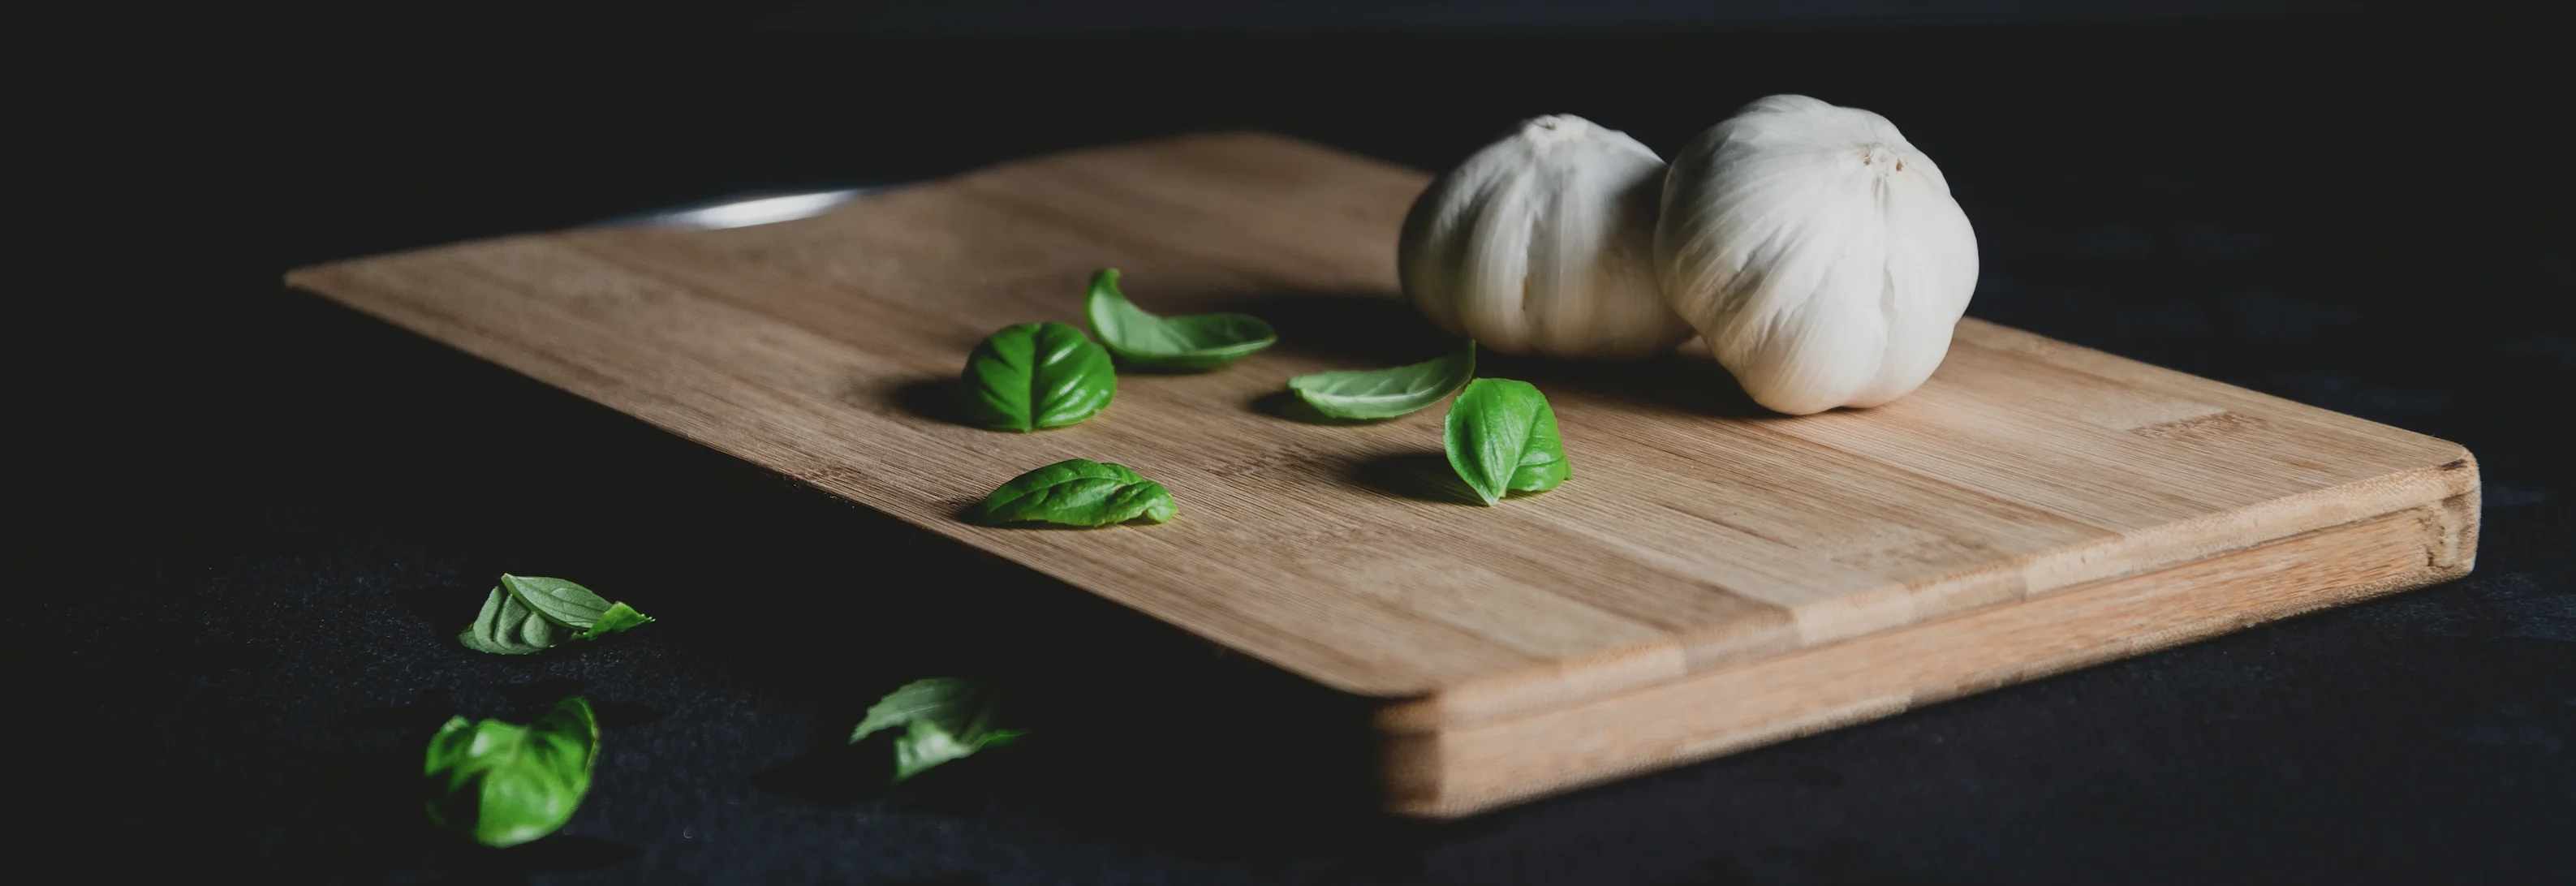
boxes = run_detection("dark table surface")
[10,17,2574,884]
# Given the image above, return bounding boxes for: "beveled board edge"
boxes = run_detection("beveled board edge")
[1376,471,2479,817]
[1376,435,2479,731]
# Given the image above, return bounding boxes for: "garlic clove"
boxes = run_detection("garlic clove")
[1402,114,1695,359]
[1655,95,1980,414]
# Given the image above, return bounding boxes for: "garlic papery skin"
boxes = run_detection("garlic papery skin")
[1401,114,1694,359]
[1655,95,1979,415]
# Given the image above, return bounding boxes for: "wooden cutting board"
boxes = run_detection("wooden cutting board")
[287,132,2479,816]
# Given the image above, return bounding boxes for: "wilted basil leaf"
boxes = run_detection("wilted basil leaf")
[850,678,1025,783]
[424,697,599,848]
[1083,268,1276,370]
[958,321,1116,432]
[458,574,653,655]
[967,458,1177,527]
[1442,378,1570,505]
[1286,341,1475,419]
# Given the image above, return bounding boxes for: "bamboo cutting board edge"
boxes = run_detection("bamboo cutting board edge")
[1382,484,2479,816]
[1376,447,2477,731]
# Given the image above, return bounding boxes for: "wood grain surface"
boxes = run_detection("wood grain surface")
[286,131,2478,815]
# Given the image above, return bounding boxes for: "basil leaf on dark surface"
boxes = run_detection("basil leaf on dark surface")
[459,574,652,654]
[500,574,654,638]
[967,458,1177,527]
[579,602,654,640]
[459,587,558,656]
[1286,341,1475,419]
[1083,268,1276,370]
[424,697,599,848]
[958,321,1117,432]
[1443,378,1570,505]
[850,678,1026,783]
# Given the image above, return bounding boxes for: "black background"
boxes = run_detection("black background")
[8,4,2574,884]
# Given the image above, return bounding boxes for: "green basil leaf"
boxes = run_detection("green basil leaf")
[1083,268,1276,370]
[967,458,1177,527]
[1286,341,1476,419]
[499,574,653,638]
[1442,378,1571,505]
[424,697,599,848]
[460,575,652,654]
[579,602,654,640]
[850,677,1027,783]
[459,587,558,655]
[958,321,1116,432]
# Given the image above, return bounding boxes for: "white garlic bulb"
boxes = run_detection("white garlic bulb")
[1655,95,1979,415]
[1400,114,1694,359]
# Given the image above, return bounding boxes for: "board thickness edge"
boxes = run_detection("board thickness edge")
[1376,466,2479,817]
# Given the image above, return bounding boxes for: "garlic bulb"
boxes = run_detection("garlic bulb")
[1655,95,1979,415]
[1401,114,1693,359]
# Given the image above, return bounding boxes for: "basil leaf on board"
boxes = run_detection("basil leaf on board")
[958,321,1117,432]
[967,458,1177,527]
[1442,378,1571,505]
[424,697,599,848]
[499,574,654,639]
[1286,341,1476,419]
[459,575,653,655]
[1083,268,1277,370]
[850,678,1027,783]
[459,587,558,656]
